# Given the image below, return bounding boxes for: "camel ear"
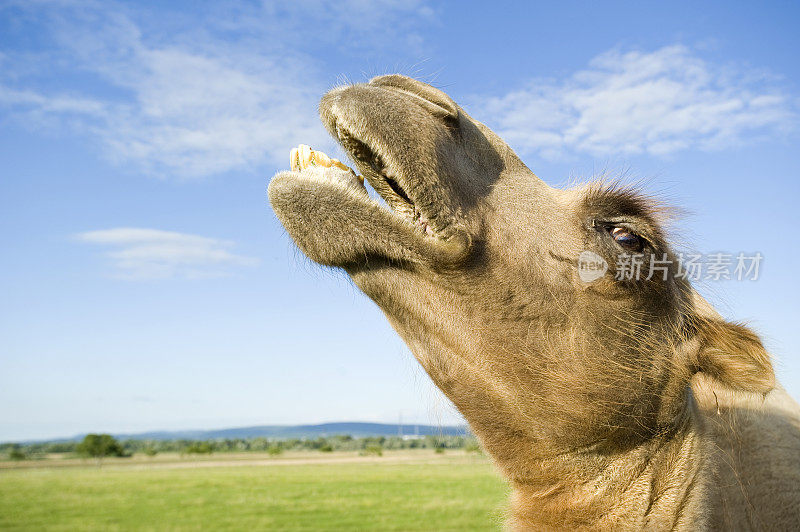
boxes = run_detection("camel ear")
[689,317,774,394]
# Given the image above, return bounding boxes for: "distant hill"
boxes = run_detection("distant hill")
[22,422,470,443]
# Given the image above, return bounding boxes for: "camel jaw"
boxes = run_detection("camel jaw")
[269,167,470,270]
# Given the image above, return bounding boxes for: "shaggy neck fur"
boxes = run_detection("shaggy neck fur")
[506,402,705,530]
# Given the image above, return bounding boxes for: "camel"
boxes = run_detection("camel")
[268,75,800,530]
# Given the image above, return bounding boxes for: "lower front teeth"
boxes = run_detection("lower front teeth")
[290,144,363,183]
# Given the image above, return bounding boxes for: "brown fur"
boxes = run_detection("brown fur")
[269,75,800,530]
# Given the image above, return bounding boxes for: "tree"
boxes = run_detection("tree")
[76,434,129,462]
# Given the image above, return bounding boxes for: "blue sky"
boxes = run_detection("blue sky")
[1,1,798,441]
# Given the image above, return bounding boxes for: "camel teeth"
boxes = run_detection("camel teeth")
[312,150,331,166]
[299,144,312,169]
[289,145,364,183]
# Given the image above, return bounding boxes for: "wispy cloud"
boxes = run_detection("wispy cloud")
[474,45,797,159]
[0,1,434,177]
[76,228,258,280]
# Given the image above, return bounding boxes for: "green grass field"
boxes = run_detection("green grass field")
[0,451,508,530]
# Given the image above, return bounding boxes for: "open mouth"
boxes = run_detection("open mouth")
[272,77,472,269]
[332,123,438,238]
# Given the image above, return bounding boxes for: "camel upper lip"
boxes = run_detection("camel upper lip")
[330,119,441,238]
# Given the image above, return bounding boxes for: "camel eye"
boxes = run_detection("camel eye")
[610,226,644,252]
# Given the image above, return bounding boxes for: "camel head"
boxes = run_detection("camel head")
[268,75,773,482]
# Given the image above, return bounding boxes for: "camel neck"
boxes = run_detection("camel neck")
[505,418,705,530]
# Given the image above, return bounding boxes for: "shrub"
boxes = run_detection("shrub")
[143,447,158,457]
[464,441,483,454]
[361,444,383,457]
[185,442,214,455]
[8,447,26,461]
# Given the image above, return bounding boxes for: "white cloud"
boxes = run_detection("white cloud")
[77,228,258,280]
[0,1,434,177]
[475,45,797,158]
[93,47,327,177]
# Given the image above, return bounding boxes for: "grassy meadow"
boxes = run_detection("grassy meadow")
[0,450,508,530]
